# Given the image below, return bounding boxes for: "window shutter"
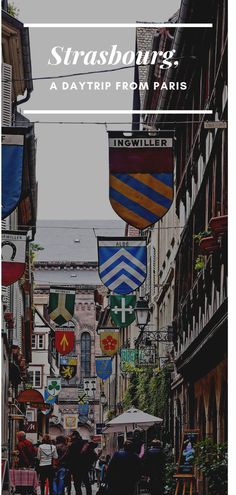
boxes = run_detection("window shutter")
[2,63,12,126]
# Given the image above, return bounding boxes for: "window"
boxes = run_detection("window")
[38,335,44,349]
[31,334,44,350]
[28,368,41,388]
[32,335,36,349]
[81,332,91,380]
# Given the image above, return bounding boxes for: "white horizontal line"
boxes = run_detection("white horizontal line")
[24,23,213,28]
[23,110,213,115]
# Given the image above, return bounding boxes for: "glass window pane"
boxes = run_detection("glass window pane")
[32,335,36,349]
[28,371,33,385]
[35,371,41,387]
[81,332,91,380]
[38,335,44,349]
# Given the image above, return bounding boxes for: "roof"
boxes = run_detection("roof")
[34,220,125,263]
[33,219,124,287]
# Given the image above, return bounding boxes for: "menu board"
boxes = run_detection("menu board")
[177,430,199,476]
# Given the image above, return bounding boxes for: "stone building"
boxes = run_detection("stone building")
[1,3,37,474]
[32,220,123,440]
[135,0,227,492]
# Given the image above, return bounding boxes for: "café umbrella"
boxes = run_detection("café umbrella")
[104,407,163,433]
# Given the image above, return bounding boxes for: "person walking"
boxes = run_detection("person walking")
[16,431,36,468]
[143,439,165,495]
[106,441,141,495]
[73,440,97,495]
[53,436,69,495]
[66,431,86,495]
[37,434,58,495]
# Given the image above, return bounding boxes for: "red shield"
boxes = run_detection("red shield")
[55,330,75,355]
[2,232,26,286]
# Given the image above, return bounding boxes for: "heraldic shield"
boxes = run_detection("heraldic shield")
[59,356,77,381]
[100,328,120,357]
[109,131,174,230]
[55,330,75,355]
[95,356,112,381]
[2,128,25,220]
[48,287,75,326]
[2,231,27,286]
[97,237,147,295]
[110,295,136,328]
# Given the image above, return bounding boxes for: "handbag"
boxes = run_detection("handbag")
[96,483,110,495]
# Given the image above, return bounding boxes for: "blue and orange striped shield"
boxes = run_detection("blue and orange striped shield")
[109,131,174,230]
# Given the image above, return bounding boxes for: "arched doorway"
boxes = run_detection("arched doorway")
[81,332,91,382]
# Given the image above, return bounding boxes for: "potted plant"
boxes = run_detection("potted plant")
[199,236,219,254]
[195,439,227,495]
[209,215,228,236]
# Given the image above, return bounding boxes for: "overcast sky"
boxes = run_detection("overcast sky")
[14,0,181,220]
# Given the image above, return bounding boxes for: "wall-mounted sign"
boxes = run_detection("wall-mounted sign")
[64,414,78,430]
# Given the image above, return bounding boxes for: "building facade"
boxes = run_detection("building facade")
[2,3,37,471]
[134,0,227,491]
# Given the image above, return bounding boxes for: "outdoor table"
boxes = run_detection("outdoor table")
[9,469,39,494]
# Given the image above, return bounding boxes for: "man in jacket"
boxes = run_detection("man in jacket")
[106,441,141,495]
[143,439,165,495]
[16,431,36,468]
[66,431,88,495]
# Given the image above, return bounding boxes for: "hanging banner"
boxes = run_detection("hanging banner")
[109,131,174,229]
[97,237,147,295]
[2,130,25,220]
[83,377,97,397]
[110,295,136,327]
[100,328,120,356]
[48,287,75,325]
[78,403,89,418]
[2,231,27,286]
[55,329,75,355]
[95,356,112,381]
[120,348,139,373]
[47,378,61,397]
[64,414,78,430]
[44,388,57,405]
[59,356,77,381]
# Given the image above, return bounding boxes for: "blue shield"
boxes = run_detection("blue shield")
[95,357,112,380]
[97,237,147,295]
[78,403,89,417]
[44,388,57,405]
[2,130,25,220]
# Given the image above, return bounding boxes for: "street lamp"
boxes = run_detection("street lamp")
[135,298,150,330]
[100,392,107,406]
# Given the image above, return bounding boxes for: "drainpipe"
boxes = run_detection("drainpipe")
[155,0,190,121]
[14,27,33,108]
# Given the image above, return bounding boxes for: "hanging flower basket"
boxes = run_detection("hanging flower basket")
[209,215,228,236]
[199,236,219,255]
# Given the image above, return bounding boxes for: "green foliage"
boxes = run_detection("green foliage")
[195,439,227,495]
[193,231,211,244]
[194,255,205,271]
[7,2,19,17]
[164,462,177,495]
[123,365,171,438]
[30,243,44,266]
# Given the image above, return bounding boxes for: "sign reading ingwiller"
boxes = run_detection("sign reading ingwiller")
[23,23,213,115]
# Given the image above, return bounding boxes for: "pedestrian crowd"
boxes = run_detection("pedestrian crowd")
[14,430,165,495]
